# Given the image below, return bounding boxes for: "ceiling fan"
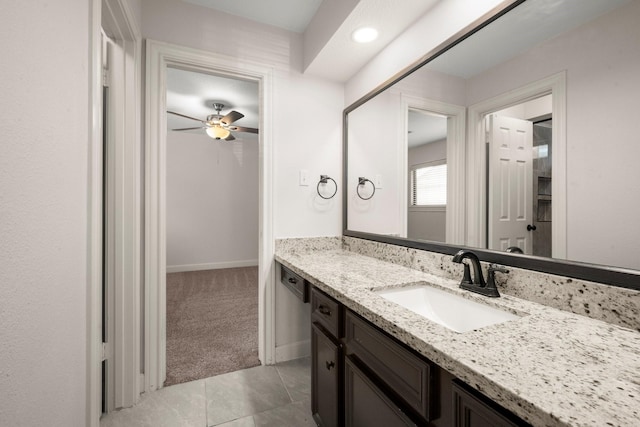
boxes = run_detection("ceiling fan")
[168,103,258,141]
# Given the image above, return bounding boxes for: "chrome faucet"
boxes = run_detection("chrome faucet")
[451,250,508,298]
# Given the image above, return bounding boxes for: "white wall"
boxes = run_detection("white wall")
[141,0,344,361]
[166,132,259,271]
[0,1,91,426]
[142,0,344,240]
[466,1,640,269]
[408,140,447,242]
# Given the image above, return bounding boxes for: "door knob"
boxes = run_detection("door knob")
[527,224,537,231]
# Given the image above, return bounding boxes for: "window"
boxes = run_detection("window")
[411,161,447,206]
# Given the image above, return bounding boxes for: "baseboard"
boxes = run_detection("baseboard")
[275,340,311,363]
[166,259,259,273]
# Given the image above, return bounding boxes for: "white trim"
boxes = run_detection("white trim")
[408,206,446,213]
[466,72,567,258]
[87,1,103,425]
[397,98,409,237]
[102,0,142,411]
[400,95,466,244]
[166,260,259,273]
[275,340,311,363]
[145,39,275,392]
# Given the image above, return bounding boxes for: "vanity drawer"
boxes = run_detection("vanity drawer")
[280,264,309,303]
[344,310,433,421]
[345,356,416,427]
[452,380,527,427]
[311,287,342,338]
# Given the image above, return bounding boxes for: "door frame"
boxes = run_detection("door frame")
[144,39,275,392]
[89,0,142,424]
[466,71,566,258]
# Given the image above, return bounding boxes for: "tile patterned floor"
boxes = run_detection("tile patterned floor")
[100,357,313,427]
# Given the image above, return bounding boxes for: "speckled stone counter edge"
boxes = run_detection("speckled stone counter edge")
[276,236,640,332]
[275,237,640,427]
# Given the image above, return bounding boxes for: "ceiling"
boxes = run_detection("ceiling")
[181,0,441,82]
[166,67,259,141]
[427,0,632,78]
[168,0,630,145]
[408,110,447,149]
[182,0,323,33]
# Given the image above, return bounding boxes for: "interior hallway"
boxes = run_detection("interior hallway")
[100,357,312,427]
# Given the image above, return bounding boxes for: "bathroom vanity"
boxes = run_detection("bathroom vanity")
[310,285,526,427]
[276,238,640,427]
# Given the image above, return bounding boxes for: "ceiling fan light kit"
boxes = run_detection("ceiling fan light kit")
[205,125,231,140]
[168,102,258,141]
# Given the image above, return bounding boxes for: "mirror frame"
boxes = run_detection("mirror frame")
[342,0,640,292]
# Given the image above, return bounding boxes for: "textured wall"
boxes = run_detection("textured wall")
[0,1,90,426]
[142,0,344,240]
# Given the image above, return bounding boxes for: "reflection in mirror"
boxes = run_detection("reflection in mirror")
[487,95,553,257]
[407,110,447,243]
[345,0,640,274]
[347,65,467,243]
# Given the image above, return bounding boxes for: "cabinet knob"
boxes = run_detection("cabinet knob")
[326,360,335,370]
[288,277,297,284]
[318,305,332,316]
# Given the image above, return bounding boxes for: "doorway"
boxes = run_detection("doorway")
[466,72,566,258]
[486,95,552,256]
[164,67,261,385]
[407,110,448,242]
[144,40,275,393]
[400,95,466,244]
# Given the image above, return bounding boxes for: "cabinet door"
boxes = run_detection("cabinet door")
[345,357,416,427]
[453,381,526,427]
[312,323,341,427]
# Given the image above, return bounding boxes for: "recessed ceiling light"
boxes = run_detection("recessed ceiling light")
[352,27,379,43]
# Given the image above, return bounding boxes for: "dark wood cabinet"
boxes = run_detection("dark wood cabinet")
[344,357,416,427]
[452,381,526,427]
[312,323,341,427]
[311,287,344,427]
[280,263,309,303]
[309,286,529,427]
[344,310,433,421]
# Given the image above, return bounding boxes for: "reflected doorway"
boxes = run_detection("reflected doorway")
[407,110,448,242]
[487,95,552,256]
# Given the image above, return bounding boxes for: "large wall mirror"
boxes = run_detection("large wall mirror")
[344,0,640,290]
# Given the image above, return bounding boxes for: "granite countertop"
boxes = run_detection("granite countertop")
[275,247,640,427]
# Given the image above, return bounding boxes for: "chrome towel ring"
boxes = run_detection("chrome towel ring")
[317,175,337,199]
[357,177,375,200]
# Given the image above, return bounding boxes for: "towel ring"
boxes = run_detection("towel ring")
[317,175,337,200]
[357,177,375,200]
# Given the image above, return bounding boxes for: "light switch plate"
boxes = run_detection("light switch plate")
[299,169,309,186]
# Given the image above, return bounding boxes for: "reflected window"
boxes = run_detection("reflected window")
[411,161,447,206]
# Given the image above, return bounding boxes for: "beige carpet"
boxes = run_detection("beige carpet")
[165,267,260,386]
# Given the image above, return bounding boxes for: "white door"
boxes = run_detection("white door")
[488,114,533,254]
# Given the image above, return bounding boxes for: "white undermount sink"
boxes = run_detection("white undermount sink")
[375,283,521,333]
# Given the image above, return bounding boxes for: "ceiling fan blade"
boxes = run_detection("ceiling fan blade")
[171,126,206,131]
[167,111,207,123]
[224,133,236,141]
[220,110,244,125]
[229,126,259,134]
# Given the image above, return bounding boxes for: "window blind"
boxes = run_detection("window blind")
[411,163,447,206]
